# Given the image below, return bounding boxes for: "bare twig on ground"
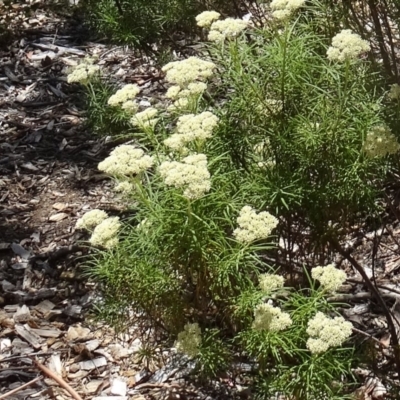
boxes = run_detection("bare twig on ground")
[330,237,400,378]
[34,359,83,400]
[0,377,42,399]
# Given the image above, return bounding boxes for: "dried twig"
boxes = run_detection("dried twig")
[0,376,41,399]
[330,238,400,378]
[34,359,83,400]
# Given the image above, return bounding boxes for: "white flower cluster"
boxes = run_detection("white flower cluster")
[121,100,139,114]
[76,209,108,230]
[208,18,248,42]
[252,303,292,332]
[108,84,141,107]
[311,264,346,293]
[114,181,134,194]
[388,83,400,100]
[195,10,220,28]
[98,145,154,176]
[253,139,276,170]
[327,30,370,62]
[162,57,216,88]
[234,206,279,243]
[259,274,284,293]
[67,59,100,84]
[175,323,202,358]
[162,57,215,109]
[270,0,306,20]
[164,112,219,151]
[363,125,400,158]
[89,216,121,249]
[159,154,211,200]
[166,82,208,101]
[131,107,158,128]
[306,312,353,354]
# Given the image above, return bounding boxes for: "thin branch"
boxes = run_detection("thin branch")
[34,359,83,400]
[329,237,400,378]
[0,377,41,399]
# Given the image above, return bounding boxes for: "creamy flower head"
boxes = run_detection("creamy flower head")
[208,18,248,42]
[363,125,400,158]
[270,0,305,19]
[67,61,100,84]
[121,100,139,114]
[164,112,219,151]
[131,107,158,128]
[114,181,134,194]
[108,84,141,106]
[196,10,220,27]
[311,264,346,293]
[98,145,154,176]
[162,57,216,87]
[159,154,211,200]
[259,274,284,293]
[89,216,121,249]
[327,30,370,62]
[175,323,202,358]
[388,83,400,100]
[306,312,353,354]
[253,303,292,332]
[76,209,108,230]
[234,206,278,243]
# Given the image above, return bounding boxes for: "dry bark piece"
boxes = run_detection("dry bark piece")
[13,305,31,323]
[66,326,91,341]
[84,380,103,394]
[15,324,43,349]
[49,212,69,222]
[31,328,62,338]
[79,357,107,370]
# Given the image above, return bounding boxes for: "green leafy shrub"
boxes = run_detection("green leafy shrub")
[70,2,400,398]
[79,0,237,48]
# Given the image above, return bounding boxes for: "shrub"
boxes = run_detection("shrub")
[79,0,238,49]
[72,2,400,398]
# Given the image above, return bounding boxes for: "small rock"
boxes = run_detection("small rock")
[110,378,127,396]
[63,305,82,318]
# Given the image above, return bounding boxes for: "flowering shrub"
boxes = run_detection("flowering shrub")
[77,1,400,398]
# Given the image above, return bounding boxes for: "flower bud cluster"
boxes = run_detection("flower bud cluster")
[234,206,278,243]
[162,57,216,88]
[306,312,353,354]
[89,216,121,249]
[270,0,305,20]
[131,107,158,128]
[175,323,202,358]
[76,209,108,230]
[363,125,400,158]
[67,59,100,84]
[327,30,370,62]
[159,154,211,200]
[195,10,220,28]
[252,303,292,332]
[259,274,284,293]
[114,181,134,194]
[311,264,346,293]
[98,145,154,176]
[164,112,219,151]
[388,84,400,100]
[108,84,141,107]
[208,18,248,42]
